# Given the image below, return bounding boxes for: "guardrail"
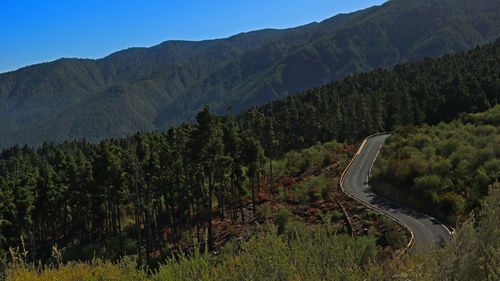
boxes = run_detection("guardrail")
[338,132,415,256]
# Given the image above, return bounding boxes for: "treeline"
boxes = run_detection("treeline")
[0,107,275,265]
[373,105,500,224]
[254,39,500,153]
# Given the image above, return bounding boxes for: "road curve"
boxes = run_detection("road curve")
[341,134,451,251]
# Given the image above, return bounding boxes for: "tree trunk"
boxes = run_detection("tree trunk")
[105,190,111,236]
[111,192,117,237]
[145,178,151,264]
[157,192,163,224]
[257,173,261,193]
[238,181,245,223]
[219,184,225,221]
[196,196,201,242]
[207,167,214,251]
[117,204,122,246]
[251,178,256,217]
[269,157,273,192]
[230,178,236,223]
[134,180,142,267]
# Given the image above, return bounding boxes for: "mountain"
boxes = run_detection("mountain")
[252,39,500,154]
[1,0,500,148]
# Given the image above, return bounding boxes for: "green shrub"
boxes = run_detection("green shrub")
[293,175,333,203]
[376,105,500,222]
[411,134,432,149]
[400,184,500,280]
[332,210,344,221]
[284,220,307,239]
[255,202,271,221]
[414,174,442,191]
[273,208,292,234]
[6,257,147,281]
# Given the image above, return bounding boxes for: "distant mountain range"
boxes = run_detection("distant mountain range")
[1,0,500,148]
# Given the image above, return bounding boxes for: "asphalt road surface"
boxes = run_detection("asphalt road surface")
[342,134,451,251]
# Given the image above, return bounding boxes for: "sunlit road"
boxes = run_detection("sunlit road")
[342,134,451,250]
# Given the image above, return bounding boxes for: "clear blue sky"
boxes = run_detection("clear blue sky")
[1,0,386,73]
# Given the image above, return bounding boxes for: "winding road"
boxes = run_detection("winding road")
[341,134,451,251]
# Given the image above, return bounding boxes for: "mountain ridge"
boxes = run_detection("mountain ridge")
[1,0,500,148]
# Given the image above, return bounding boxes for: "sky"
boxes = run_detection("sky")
[0,0,387,73]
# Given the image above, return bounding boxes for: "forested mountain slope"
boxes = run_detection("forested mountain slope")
[2,0,500,148]
[254,39,500,154]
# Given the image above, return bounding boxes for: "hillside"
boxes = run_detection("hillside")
[254,39,500,154]
[2,0,500,148]
[372,105,500,224]
[4,100,500,281]
[1,35,500,265]
[5,116,498,280]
